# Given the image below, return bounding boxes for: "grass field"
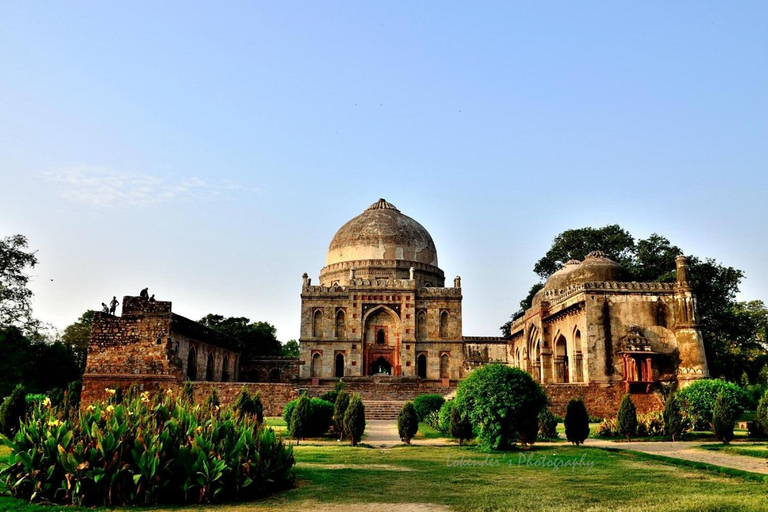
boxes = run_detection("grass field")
[2,439,768,511]
[699,442,768,459]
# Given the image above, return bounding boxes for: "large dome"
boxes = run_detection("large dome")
[532,251,628,306]
[326,199,438,267]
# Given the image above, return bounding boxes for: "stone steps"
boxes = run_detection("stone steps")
[363,400,408,421]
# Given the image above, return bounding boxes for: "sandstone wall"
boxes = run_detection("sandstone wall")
[543,383,663,419]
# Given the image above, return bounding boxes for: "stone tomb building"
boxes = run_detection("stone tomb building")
[82,296,242,403]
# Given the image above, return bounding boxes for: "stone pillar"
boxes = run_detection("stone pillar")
[674,255,710,384]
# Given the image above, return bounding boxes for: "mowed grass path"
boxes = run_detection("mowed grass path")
[699,442,768,459]
[3,438,768,511]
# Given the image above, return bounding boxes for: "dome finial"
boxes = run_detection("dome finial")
[366,198,400,212]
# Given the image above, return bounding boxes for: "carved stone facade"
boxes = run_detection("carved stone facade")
[508,252,709,392]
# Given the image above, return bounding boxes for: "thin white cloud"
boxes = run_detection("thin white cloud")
[44,167,255,207]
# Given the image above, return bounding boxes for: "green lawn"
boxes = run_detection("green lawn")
[699,442,768,459]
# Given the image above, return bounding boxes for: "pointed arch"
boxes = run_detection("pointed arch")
[311,352,322,378]
[187,346,197,381]
[439,310,449,338]
[335,353,345,378]
[416,310,427,340]
[222,355,230,382]
[417,353,427,378]
[440,353,450,379]
[335,310,346,339]
[206,352,215,381]
[312,310,323,338]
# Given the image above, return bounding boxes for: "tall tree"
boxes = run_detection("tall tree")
[281,339,300,358]
[198,314,281,360]
[0,234,38,331]
[60,310,95,372]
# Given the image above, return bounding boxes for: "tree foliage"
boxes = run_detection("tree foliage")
[343,393,366,446]
[397,402,419,445]
[333,390,350,439]
[413,394,445,422]
[449,403,474,446]
[712,390,738,444]
[537,407,559,440]
[0,235,38,330]
[677,379,747,430]
[289,393,310,443]
[663,394,685,441]
[60,310,95,372]
[564,398,590,445]
[198,314,281,360]
[456,364,547,450]
[281,339,300,358]
[616,394,637,441]
[0,384,27,436]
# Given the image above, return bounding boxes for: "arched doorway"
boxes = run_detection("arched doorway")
[439,311,449,338]
[417,311,427,339]
[187,347,197,380]
[573,329,584,382]
[372,356,391,375]
[222,355,230,382]
[554,335,569,383]
[440,353,450,379]
[313,310,323,337]
[269,368,281,382]
[206,353,215,381]
[376,329,386,344]
[335,311,346,339]
[417,353,427,378]
[311,352,322,377]
[335,353,345,378]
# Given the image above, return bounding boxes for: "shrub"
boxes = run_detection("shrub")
[289,393,310,443]
[438,400,456,433]
[205,388,220,409]
[617,394,637,441]
[413,394,445,422]
[344,393,366,446]
[182,380,194,402]
[333,390,350,439]
[253,391,264,424]
[456,364,547,450]
[0,391,294,506]
[234,387,256,418]
[449,404,474,446]
[537,408,558,440]
[712,390,738,444]
[283,397,334,437]
[677,379,747,430]
[25,394,46,405]
[47,387,65,408]
[744,383,767,410]
[664,394,685,441]
[319,380,346,404]
[596,418,618,438]
[398,402,419,445]
[0,384,27,436]
[64,381,82,419]
[755,390,768,437]
[636,411,664,437]
[564,398,590,445]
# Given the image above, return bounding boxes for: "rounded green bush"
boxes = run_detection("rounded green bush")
[456,364,547,450]
[0,384,27,436]
[537,407,558,440]
[677,379,747,430]
[564,398,590,445]
[438,400,456,433]
[449,403,474,446]
[283,397,334,437]
[0,390,294,506]
[413,394,445,422]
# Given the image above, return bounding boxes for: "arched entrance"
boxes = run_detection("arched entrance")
[206,353,215,381]
[187,347,197,380]
[554,334,569,383]
[417,353,427,378]
[311,353,322,378]
[440,353,450,379]
[372,356,392,375]
[335,353,345,378]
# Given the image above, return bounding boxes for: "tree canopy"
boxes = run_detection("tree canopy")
[198,314,282,360]
[501,224,766,381]
[0,234,38,331]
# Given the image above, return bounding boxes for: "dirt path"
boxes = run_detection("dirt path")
[364,420,455,448]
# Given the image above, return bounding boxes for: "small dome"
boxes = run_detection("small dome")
[533,251,628,306]
[326,199,438,267]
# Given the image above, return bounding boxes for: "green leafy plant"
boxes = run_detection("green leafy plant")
[455,364,547,450]
[564,398,590,445]
[537,407,558,440]
[397,402,419,445]
[677,379,747,430]
[438,400,456,433]
[0,384,27,436]
[664,395,685,441]
[289,393,310,444]
[413,394,445,422]
[712,390,738,444]
[283,397,334,437]
[449,404,474,446]
[0,388,294,506]
[617,394,637,442]
[333,390,350,440]
[205,388,220,409]
[343,393,366,446]
[754,390,768,437]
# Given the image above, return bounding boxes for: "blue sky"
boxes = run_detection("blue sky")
[2,2,767,340]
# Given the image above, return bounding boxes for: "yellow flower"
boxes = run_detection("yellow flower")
[42,397,51,407]
[87,405,96,412]
[47,419,62,427]
[140,391,150,403]
[195,426,203,434]
[105,388,116,395]
[165,388,173,396]
[106,405,115,413]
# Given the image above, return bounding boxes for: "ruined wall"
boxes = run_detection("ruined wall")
[190,383,299,416]
[543,383,664,419]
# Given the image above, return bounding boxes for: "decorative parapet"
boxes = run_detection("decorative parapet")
[540,281,675,305]
[321,259,444,277]
[301,278,461,296]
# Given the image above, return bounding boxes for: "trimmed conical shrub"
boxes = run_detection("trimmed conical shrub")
[449,404,474,446]
[755,390,768,437]
[333,390,350,440]
[290,393,311,444]
[712,390,738,444]
[253,391,264,424]
[538,407,559,440]
[617,394,637,442]
[398,402,419,445]
[564,398,590,445]
[663,394,684,441]
[234,387,256,417]
[344,393,366,446]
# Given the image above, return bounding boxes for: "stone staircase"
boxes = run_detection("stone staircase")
[306,376,457,421]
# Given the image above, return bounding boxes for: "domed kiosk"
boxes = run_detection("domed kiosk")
[299,199,465,380]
